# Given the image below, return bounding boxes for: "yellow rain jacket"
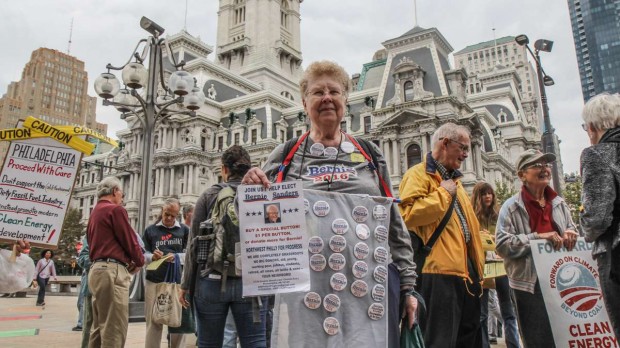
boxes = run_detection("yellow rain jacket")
[399,153,484,283]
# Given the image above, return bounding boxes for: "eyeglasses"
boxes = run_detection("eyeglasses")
[527,163,554,170]
[115,188,125,199]
[440,137,470,153]
[306,88,344,99]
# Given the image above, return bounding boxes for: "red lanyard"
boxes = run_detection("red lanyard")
[276,131,393,198]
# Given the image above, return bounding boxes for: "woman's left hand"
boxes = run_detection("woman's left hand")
[403,293,418,329]
[562,230,579,251]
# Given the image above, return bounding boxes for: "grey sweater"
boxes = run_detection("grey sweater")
[580,126,620,257]
[496,192,576,293]
[261,137,417,288]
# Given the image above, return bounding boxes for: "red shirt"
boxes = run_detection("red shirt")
[521,186,558,234]
[87,199,144,267]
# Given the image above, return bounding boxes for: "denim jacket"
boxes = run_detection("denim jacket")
[495,191,576,293]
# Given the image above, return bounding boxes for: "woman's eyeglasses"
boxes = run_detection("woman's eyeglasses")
[527,163,554,170]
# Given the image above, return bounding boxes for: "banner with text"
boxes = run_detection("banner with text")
[531,239,618,348]
[238,180,310,296]
[0,135,81,248]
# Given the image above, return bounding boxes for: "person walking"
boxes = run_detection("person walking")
[33,249,57,306]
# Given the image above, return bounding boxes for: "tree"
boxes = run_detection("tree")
[30,208,85,272]
[495,180,517,206]
[563,173,582,228]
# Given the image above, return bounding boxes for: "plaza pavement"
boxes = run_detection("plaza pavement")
[0,293,507,347]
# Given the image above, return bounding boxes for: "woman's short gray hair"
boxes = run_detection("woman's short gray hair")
[97,177,121,198]
[582,93,620,131]
[431,123,471,147]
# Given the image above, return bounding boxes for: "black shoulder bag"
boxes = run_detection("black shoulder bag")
[410,194,457,286]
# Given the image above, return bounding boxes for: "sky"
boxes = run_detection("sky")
[0,0,588,173]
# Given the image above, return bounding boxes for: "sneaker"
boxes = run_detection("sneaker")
[36,303,44,306]
[490,337,498,345]
[72,326,83,331]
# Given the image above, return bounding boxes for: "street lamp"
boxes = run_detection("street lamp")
[515,34,562,195]
[94,16,205,238]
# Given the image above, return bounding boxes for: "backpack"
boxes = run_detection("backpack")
[198,185,241,280]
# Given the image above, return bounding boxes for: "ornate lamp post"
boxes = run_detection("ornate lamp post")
[94,16,205,237]
[515,34,562,195]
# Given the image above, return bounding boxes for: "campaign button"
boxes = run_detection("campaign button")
[340,141,355,154]
[354,242,370,260]
[373,265,388,283]
[374,225,388,243]
[304,292,322,309]
[374,247,388,264]
[329,235,347,253]
[310,142,325,156]
[352,206,369,223]
[371,284,385,302]
[304,199,310,214]
[368,303,385,320]
[356,224,370,240]
[313,200,331,217]
[351,280,369,297]
[308,236,324,254]
[328,253,346,271]
[324,146,338,159]
[331,219,349,235]
[373,205,388,220]
[323,294,341,313]
[309,254,327,272]
[330,273,348,291]
[323,317,340,335]
[352,261,369,278]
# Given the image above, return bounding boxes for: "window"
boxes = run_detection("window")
[406,144,422,168]
[281,0,289,29]
[218,136,224,150]
[251,129,257,143]
[404,81,414,101]
[280,130,286,141]
[234,133,240,145]
[364,116,371,133]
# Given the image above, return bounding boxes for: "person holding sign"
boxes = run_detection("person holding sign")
[180,145,270,348]
[495,149,578,348]
[580,92,620,339]
[143,197,189,348]
[241,61,418,348]
[471,182,520,348]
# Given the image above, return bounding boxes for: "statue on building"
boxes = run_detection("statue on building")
[207,83,217,100]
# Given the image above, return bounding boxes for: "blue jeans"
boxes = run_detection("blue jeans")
[194,276,268,348]
[495,276,520,348]
[223,309,238,348]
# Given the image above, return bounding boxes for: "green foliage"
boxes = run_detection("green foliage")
[495,180,517,206]
[563,173,582,227]
[31,208,85,270]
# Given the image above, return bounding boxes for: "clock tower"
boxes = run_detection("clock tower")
[215,0,303,101]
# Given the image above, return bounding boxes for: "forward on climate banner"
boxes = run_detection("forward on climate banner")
[531,238,618,348]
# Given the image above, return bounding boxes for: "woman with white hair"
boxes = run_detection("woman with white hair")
[580,92,620,339]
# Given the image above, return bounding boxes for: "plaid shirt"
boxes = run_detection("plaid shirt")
[434,160,471,243]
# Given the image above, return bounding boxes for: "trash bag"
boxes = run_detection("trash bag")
[0,248,35,293]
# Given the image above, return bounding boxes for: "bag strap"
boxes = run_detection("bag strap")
[37,260,51,277]
[163,254,181,283]
[212,186,236,223]
[276,133,308,183]
[345,134,392,198]
[422,194,457,254]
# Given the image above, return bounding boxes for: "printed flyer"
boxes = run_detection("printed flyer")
[531,238,617,348]
[238,180,310,296]
[0,135,81,248]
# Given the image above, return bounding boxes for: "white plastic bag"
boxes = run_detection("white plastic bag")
[0,248,35,293]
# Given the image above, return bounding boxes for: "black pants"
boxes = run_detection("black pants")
[511,281,555,348]
[597,246,620,340]
[419,261,482,348]
[36,276,48,304]
[387,263,400,348]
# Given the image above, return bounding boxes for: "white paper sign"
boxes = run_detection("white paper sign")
[238,180,310,296]
[531,238,618,347]
[0,137,81,248]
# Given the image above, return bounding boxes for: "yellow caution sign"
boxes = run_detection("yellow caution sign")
[22,117,95,155]
[64,126,119,147]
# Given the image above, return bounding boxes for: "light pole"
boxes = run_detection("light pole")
[94,17,205,304]
[515,34,562,195]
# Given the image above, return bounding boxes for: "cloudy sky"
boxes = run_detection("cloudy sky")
[0,0,588,173]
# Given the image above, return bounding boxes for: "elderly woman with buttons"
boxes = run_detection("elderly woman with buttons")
[495,149,578,347]
[242,60,418,347]
[580,92,620,339]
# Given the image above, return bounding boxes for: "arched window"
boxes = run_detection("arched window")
[404,81,414,101]
[406,144,422,168]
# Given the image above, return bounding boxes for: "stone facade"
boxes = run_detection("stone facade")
[72,2,557,228]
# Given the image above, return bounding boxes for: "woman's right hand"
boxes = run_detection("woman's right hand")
[538,231,563,250]
[179,289,190,309]
[241,167,271,188]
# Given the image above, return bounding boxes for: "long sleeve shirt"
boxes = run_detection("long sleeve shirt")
[34,258,56,280]
[87,199,144,267]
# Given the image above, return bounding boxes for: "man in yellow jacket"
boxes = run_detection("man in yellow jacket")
[399,122,484,348]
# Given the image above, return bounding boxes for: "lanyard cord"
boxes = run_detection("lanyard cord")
[326,133,344,192]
